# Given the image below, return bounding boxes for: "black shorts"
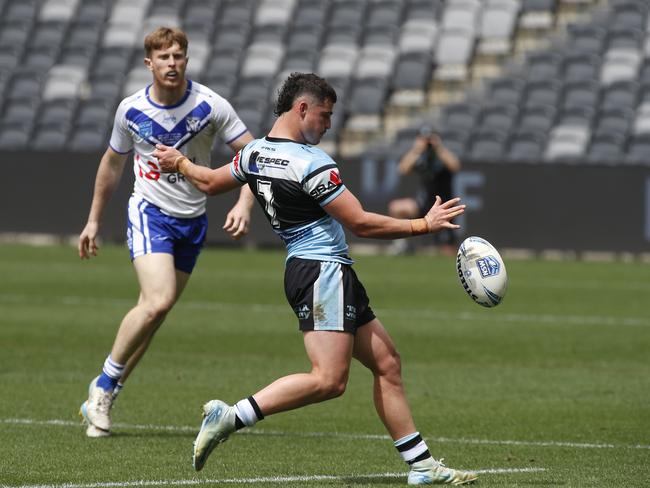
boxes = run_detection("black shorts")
[284,258,376,333]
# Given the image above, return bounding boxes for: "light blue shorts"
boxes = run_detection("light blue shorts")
[126,195,207,274]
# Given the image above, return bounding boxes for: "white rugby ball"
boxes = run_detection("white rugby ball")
[456,236,507,307]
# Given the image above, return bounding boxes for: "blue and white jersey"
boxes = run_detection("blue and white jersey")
[110,80,248,218]
[231,137,352,264]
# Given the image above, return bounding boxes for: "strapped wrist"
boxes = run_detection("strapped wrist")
[410,218,429,236]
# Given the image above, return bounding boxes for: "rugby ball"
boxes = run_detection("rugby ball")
[456,236,507,307]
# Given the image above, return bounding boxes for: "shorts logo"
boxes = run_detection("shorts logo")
[295,304,311,320]
[477,255,500,278]
[345,305,356,321]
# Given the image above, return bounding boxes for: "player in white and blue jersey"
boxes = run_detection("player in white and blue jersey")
[77,27,255,438]
[154,73,476,485]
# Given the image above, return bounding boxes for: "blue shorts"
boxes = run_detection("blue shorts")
[126,195,207,274]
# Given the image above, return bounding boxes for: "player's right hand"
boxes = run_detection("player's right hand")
[424,196,465,233]
[79,222,100,259]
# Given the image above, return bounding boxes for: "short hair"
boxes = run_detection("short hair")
[144,27,188,57]
[274,72,337,116]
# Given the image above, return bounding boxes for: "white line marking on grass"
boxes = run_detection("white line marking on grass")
[1,468,546,488]
[2,293,649,327]
[3,418,649,451]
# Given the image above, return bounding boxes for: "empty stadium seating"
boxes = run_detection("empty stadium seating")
[0,0,645,165]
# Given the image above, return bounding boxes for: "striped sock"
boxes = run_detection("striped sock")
[394,432,432,464]
[234,396,264,430]
[96,356,125,392]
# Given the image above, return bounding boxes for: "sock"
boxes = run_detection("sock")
[394,432,432,465]
[234,396,264,430]
[112,382,124,400]
[96,356,125,392]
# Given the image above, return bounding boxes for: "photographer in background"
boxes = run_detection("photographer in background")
[388,126,461,256]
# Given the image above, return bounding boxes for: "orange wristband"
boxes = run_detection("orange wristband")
[176,156,190,174]
[410,218,429,236]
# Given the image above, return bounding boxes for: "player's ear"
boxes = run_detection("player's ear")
[144,57,153,71]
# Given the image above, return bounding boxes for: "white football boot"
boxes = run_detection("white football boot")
[79,376,113,437]
[408,458,477,485]
[192,400,237,471]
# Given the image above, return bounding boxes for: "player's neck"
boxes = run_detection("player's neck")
[149,79,188,106]
[268,115,305,144]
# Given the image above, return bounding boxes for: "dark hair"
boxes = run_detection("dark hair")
[144,27,188,57]
[274,72,337,116]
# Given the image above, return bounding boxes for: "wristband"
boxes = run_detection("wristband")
[175,156,190,174]
[410,218,429,236]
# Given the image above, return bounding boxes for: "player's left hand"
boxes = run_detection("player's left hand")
[223,201,250,239]
[153,144,183,173]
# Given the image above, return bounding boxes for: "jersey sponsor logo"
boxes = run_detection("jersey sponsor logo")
[232,151,241,174]
[309,179,341,198]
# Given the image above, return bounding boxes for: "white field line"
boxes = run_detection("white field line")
[1,293,649,328]
[3,418,649,451]
[1,468,547,488]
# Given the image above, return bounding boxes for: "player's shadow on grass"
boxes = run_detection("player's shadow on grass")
[114,431,195,438]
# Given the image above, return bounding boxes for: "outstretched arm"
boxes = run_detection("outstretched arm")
[79,147,128,259]
[154,144,242,196]
[324,189,465,239]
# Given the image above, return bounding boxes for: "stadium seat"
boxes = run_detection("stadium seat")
[486,77,526,105]
[32,122,70,150]
[0,43,23,71]
[0,120,31,149]
[183,0,221,25]
[103,23,140,48]
[441,102,479,133]
[4,0,39,23]
[43,66,86,100]
[599,49,642,85]
[0,20,33,46]
[318,45,358,78]
[365,0,404,28]
[1,97,40,128]
[69,123,110,152]
[594,107,634,137]
[403,0,442,22]
[605,27,644,52]
[29,21,68,49]
[248,24,288,45]
[599,80,639,110]
[74,0,111,23]
[560,79,600,110]
[286,25,323,54]
[567,23,606,54]
[185,41,211,78]
[354,45,396,79]
[233,99,269,137]
[39,98,77,127]
[88,73,125,104]
[322,23,363,47]
[213,23,251,52]
[433,27,476,81]
[523,78,562,107]
[346,76,389,132]
[254,0,297,26]
[92,47,134,77]
[466,128,509,162]
[390,51,433,107]
[201,73,237,100]
[435,127,469,159]
[329,1,368,29]
[477,0,520,56]
[39,0,80,22]
[624,133,650,164]
[506,129,547,162]
[240,43,285,78]
[518,103,557,132]
[362,25,399,47]
[280,49,318,73]
[609,0,648,30]
[544,124,590,163]
[476,103,519,133]
[5,68,44,100]
[107,3,148,31]
[561,52,601,82]
[519,0,556,30]
[149,0,186,18]
[23,45,60,73]
[441,0,481,31]
[524,51,562,80]
[398,19,439,54]
[233,75,275,105]
[293,0,330,28]
[556,105,595,127]
[65,21,104,51]
[218,0,255,26]
[586,132,626,164]
[59,45,97,70]
[76,98,116,128]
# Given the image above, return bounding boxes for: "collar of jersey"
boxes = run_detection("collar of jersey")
[266,136,303,144]
[145,79,193,109]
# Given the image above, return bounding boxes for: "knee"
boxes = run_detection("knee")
[376,349,403,382]
[315,374,348,400]
[140,297,175,324]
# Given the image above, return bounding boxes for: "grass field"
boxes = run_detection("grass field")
[0,243,648,487]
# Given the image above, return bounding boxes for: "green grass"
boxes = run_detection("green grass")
[0,243,649,487]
